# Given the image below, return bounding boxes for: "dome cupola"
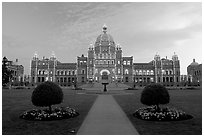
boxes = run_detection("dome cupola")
[190,59,199,66]
[95,24,115,47]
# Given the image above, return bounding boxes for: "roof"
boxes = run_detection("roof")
[189,59,199,66]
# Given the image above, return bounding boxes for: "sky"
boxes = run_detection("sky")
[2,2,202,75]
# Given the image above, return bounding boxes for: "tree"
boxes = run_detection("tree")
[31,81,63,113]
[2,57,12,87]
[140,83,170,111]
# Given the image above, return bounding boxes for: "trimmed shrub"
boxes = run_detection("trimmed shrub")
[141,83,170,110]
[31,81,63,113]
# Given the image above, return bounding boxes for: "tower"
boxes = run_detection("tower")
[31,52,39,84]
[172,52,180,85]
[87,43,94,82]
[50,51,57,82]
[77,54,87,83]
[154,53,161,83]
[116,44,122,82]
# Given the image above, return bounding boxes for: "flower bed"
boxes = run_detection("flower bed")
[20,107,79,121]
[133,105,193,121]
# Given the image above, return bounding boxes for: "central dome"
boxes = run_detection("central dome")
[190,59,199,66]
[95,25,115,46]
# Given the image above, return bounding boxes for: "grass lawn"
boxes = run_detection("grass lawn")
[114,89,202,135]
[2,88,97,135]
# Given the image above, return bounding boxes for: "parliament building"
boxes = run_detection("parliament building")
[30,25,181,87]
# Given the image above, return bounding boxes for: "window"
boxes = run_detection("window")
[170,77,173,82]
[135,70,139,75]
[82,69,85,74]
[42,77,45,82]
[69,71,71,75]
[72,70,75,75]
[125,69,129,75]
[57,71,60,75]
[166,71,168,75]
[108,60,110,64]
[143,70,146,75]
[139,70,142,75]
[127,61,130,65]
[112,60,114,64]
[118,69,120,74]
[123,61,126,65]
[146,70,150,75]
[125,77,128,82]
[82,77,85,82]
[166,77,169,82]
[61,71,64,75]
[163,77,165,82]
[68,77,71,82]
[64,77,67,82]
[39,70,41,75]
[38,77,40,82]
[60,77,63,83]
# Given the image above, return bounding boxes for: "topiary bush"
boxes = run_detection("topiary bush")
[31,81,63,113]
[133,83,193,121]
[140,83,170,110]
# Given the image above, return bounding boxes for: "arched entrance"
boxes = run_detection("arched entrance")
[102,71,108,80]
[100,69,110,82]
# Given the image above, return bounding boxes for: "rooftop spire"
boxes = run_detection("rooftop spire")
[34,51,38,58]
[102,24,107,33]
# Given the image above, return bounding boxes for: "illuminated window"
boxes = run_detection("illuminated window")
[118,69,120,74]
[125,69,129,75]
[127,61,130,65]
[139,70,142,75]
[151,70,154,75]
[123,61,126,65]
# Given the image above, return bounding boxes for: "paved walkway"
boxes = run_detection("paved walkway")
[77,95,139,135]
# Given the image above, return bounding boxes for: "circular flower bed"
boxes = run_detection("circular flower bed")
[133,105,193,121]
[20,107,79,121]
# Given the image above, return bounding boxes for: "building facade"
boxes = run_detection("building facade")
[2,57,24,86]
[187,59,202,86]
[30,53,77,86]
[30,25,181,87]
